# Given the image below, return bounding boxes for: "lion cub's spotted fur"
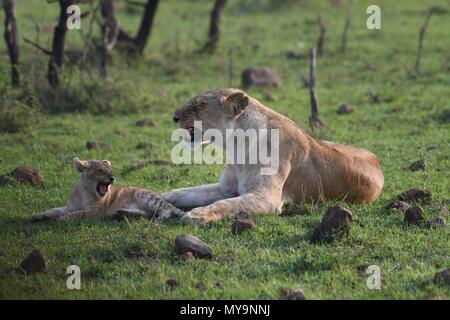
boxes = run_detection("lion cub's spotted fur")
[32,158,184,222]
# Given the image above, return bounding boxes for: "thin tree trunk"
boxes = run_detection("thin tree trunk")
[134,0,159,54]
[48,0,74,87]
[204,0,227,52]
[100,0,119,76]
[317,14,326,56]
[341,0,353,54]
[3,0,20,86]
[415,9,433,76]
[309,47,323,132]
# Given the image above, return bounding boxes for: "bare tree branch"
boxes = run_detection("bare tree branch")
[23,37,52,55]
[3,0,20,86]
[48,0,75,87]
[341,0,353,54]
[309,47,324,133]
[203,0,227,52]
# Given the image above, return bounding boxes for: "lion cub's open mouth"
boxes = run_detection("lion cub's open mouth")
[96,182,110,197]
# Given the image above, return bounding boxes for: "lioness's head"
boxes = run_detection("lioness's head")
[73,158,115,198]
[172,88,249,142]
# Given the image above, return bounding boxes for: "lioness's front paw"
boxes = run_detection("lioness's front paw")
[180,209,210,225]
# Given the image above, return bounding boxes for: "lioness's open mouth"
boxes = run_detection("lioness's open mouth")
[96,182,110,197]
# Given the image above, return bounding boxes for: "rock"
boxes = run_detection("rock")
[242,67,280,88]
[398,188,431,203]
[337,103,354,115]
[131,160,146,170]
[153,160,170,166]
[434,268,450,284]
[213,280,223,288]
[166,278,180,288]
[320,205,353,235]
[18,249,47,275]
[136,142,154,149]
[426,216,446,228]
[231,212,256,235]
[113,130,129,137]
[282,288,306,300]
[409,159,427,172]
[180,251,195,261]
[136,119,155,127]
[8,167,43,186]
[86,141,110,150]
[195,281,207,291]
[404,206,424,225]
[312,205,353,243]
[388,200,411,213]
[174,234,213,259]
[264,93,277,102]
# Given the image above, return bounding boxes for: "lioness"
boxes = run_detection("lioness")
[32,158,184,222]
[163,88,384,224]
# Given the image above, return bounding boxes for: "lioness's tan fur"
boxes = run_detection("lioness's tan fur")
[163,88,384,224]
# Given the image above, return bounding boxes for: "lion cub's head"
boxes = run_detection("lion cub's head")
[73,158,115,198]
[172,88,250,141]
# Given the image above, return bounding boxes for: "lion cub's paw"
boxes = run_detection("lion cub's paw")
[156,207,185,220]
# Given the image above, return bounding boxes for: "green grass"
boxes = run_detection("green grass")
[0,0,449,299]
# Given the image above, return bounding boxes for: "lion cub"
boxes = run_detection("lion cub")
[32,158,184,222]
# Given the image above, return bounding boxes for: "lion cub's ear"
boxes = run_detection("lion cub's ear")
[225,92,249,117]
[102,160,111,167]
[73,157,89,173]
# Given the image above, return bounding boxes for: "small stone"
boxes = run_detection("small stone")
[136,119,155,127]
[231,218,256,235]
[86,141,110,150]
[426,216,446,228]
[404,206,424,225]
[175,234,213,259]
[10,167,43,186]
[18,249,47,275]
[131,160,146,170]
[337,103,354,115]
[113,130,129,137]
[312,205,353,243]
[398,188,431,203]
[388,200,411,213]
[180,251,195,261]
[282,288,306,300]
[166,278,180,288]
[153,160,170,166]
[213,280,223,288]
[409,159,427,172]
[242,67,280,88]
[136,142,154,149]
[320,205,353,234]
[264,93,277,102]
[434,268,450,284]
[195,281,207,291]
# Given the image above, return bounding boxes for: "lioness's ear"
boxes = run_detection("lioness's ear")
[102,160,111,167]
[225,92,249,117]
[73,157,89,173]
